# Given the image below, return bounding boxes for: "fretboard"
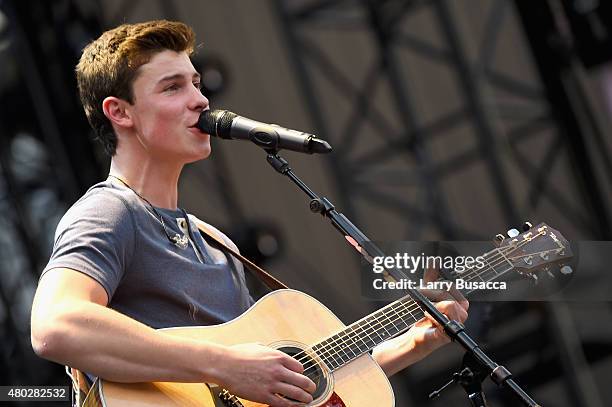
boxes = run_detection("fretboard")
[308,245,516,371]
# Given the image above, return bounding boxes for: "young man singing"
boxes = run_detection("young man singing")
[30,20,468,407]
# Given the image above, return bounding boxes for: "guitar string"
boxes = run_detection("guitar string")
[294,235,539,369]
[451,230,547,283]
[296,300,423,383]
[291,236,546,380]
[296,233,559,384]
[293,238,534,377]
[423,229,546,285]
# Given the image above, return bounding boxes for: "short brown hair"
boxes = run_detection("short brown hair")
[76,20,196,156]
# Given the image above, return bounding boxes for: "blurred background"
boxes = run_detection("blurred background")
[1,0,612,406]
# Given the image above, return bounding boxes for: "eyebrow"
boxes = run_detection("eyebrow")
[157,72,201,85]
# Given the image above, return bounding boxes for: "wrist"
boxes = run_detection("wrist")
[196,342,230,383]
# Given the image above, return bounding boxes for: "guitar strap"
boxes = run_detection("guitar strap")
[190,216,289,290]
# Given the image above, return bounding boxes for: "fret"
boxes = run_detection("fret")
[381,307,400,334]
[316,257,521,371]
[344,327,372,354]
[340,325,358,355]
[353,322,375,351]
[472,262,487,282]
[342,327,360,358]
[323,352,343,370]
[458,248,514,287]
[483,265,511,282]
[356,321,379,349]
[311,296,425,371]
[498,246,515,270]
[315,333,355,370]
[390,306,410,330]
[482,250,512,281]
[363,315,391,342]
[366,314,393,341]
[312,340,338,368]
[329,333,355,361]
[346,339,366,357]
[308,227,563,373]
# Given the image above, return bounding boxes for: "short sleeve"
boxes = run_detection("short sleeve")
[41,190,136,300]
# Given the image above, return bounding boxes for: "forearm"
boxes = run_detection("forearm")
[373,332,419,377]
[373,328,444,377]
[31,300,225,383]
[373,297,469,377]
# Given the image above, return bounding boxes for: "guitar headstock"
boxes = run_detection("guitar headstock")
[495,222,573,276]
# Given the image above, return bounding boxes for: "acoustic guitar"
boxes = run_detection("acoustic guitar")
[90,223,571,406]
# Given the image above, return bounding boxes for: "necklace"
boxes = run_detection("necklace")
[108,175,190,250]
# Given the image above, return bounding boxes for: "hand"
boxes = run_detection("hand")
[215,343,316,407]
[411,267,469,355]
[372,267,469,376]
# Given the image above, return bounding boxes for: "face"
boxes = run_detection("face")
[127,50,210,163]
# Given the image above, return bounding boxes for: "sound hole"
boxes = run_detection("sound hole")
[278,345,329,401]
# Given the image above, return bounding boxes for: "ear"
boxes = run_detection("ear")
[102,96,134,129]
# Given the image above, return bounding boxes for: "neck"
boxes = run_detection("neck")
[309,245,520,371]
[109,157,182,210]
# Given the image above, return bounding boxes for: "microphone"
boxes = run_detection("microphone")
[198,109,332,154]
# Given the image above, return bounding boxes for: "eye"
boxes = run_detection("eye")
[193,82,202,90]
[165,83,180,92]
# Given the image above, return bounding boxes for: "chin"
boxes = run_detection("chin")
[185,144,212,163]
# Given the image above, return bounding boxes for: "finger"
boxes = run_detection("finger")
[447,285,469,311]
[282,370,317,394]
[459,306,468,322]
[265,393,302,407]
[417,325,451,348]
[434,300,467,322]
[272,382,314,404]
[419,288,455,302]
[423,266,440,283]
[433,300,458,320]
[421,272,469,311]
[280,353,304,374]
[434,327,452,344]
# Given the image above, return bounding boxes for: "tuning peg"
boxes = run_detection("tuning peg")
[528,273,538,285]
[507,228,520,238]
[560,265,573,275]
[494,234,505,246]
[522,222,533,232]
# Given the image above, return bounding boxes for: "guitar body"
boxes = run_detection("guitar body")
[100,289,395,406]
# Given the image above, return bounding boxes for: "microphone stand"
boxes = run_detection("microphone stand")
[265,150,541,407]
[429,352,491,406]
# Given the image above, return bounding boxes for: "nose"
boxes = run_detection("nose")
[189,86,209,112]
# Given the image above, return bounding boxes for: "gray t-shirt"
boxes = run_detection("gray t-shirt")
[42,178,254,329]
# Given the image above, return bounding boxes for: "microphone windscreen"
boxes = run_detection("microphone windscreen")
[198,109,236,138]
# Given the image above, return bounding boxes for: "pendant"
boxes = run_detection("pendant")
[171,234,189,250]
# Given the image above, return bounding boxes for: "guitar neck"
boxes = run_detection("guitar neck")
[308,243,523,372]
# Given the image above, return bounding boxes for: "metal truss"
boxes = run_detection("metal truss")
[0,0,108,384]
[273,0,611,406]
[273,0,610,242]
[1,1,610,404]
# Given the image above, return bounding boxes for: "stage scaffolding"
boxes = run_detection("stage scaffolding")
[273,0,611,405]
[0,1,611,406]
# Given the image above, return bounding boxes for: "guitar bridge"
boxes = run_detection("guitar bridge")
[218,388,245,407]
